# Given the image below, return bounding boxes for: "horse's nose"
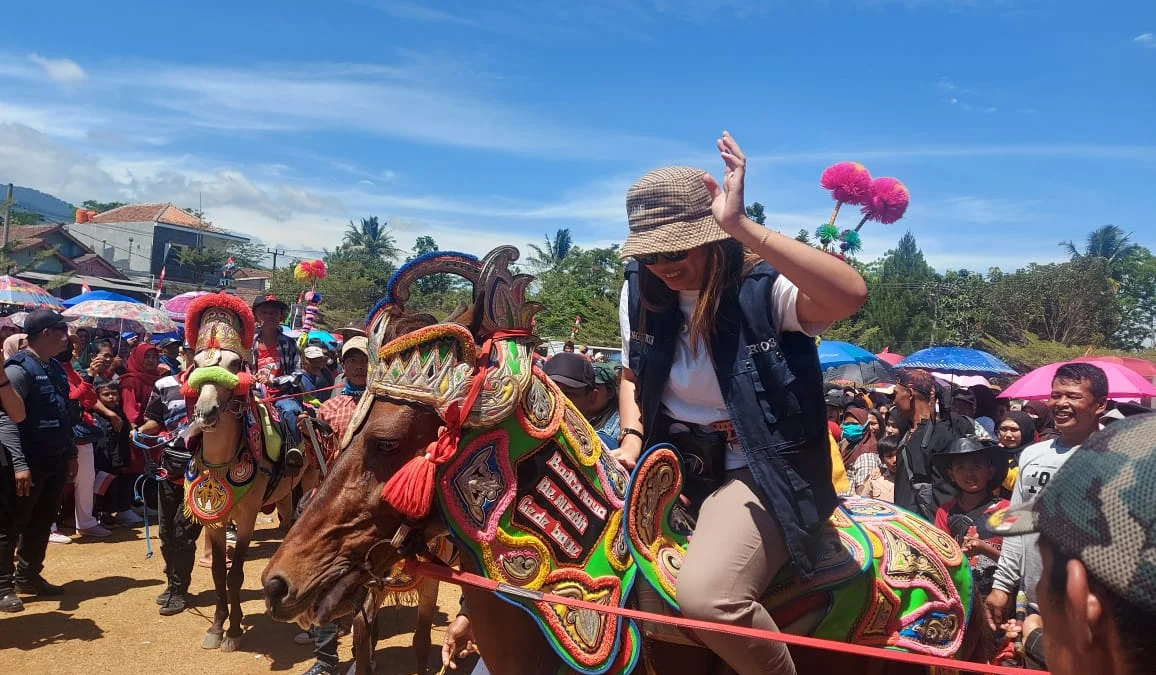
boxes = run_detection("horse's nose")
[264,574,292,615]
[196,403,220,425]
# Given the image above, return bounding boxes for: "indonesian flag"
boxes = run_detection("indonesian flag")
[80,281,92,293]
[154,265,166,306]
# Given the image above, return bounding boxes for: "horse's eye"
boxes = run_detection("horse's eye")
[375,439,400,454]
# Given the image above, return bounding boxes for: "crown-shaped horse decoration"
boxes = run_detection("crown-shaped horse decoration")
[353,247,544,519]
[181,292,256,402]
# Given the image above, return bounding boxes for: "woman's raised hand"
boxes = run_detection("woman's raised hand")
[702,131,748,234]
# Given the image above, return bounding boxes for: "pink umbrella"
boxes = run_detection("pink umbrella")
[1074,355,1156,379]
[1000,360,1156,401]
[875,347,904,366]
[162,291,211,320]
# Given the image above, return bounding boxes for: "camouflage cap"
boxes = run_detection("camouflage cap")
[983,414,1156,613]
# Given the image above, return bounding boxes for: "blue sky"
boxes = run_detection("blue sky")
[0,0,1153,271]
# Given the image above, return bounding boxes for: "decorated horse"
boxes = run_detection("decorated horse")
[263,247,986,674]
[181,292,321,651]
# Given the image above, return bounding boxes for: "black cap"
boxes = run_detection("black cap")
[544,353,595,389]
[953,388,976,405]
[24,309,70,336]
[156,337,181,348]
[252,294,288,314]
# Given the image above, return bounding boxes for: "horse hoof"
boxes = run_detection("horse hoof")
[202,632,223,650]
[220,635,242,652]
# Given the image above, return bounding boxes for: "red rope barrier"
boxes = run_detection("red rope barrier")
[406,561,1041,675]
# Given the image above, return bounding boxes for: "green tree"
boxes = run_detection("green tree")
[1111,248,1156,349]
[986,258,1119,346]
[1059,224,1142,282]
[177,247,228,283]
[745,202,766,225]
[405,236,471,316]
[226,241,269,269]
[342,216,400,261]
[527,229,573,271]
[859,232,937,352]
[531,245,624,345]
[936,269,990,347]
[80,200,126,213]
[794,229,812,244]
[8,210,42,226]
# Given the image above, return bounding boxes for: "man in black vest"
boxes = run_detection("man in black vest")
[0,309,78,612]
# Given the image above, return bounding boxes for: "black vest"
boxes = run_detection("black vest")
[6,352,74,451]
[625,261,835,578]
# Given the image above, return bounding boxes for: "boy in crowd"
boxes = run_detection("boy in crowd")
[933,437,1009,597]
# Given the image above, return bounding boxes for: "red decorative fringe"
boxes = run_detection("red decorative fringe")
[381,455,438,520]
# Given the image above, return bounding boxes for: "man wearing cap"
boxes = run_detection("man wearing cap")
[982,413,1156,674]
[251,295,305,474]
[544,354,620,447]
[0,309,78,612]
[300,345,335,405]
[984,363,1109,633]
[155,337,182,375]
[295,336,371,675]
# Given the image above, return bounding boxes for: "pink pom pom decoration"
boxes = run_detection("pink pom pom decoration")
[820,162,873,206]
[859,177,910,226]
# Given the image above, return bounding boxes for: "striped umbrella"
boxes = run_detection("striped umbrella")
[0,275,65,310]
[63,300,179,335]
[162,291,212,320]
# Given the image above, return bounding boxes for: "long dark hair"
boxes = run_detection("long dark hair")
[637,239,751,354]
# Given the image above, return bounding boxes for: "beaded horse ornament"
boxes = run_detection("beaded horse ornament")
[624,445,974,658]
[181,293,260,527]
[358,247,642,675]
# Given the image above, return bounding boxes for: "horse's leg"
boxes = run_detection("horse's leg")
[202,526,229,649]
[221,504,258,652]
[412,578,439,675]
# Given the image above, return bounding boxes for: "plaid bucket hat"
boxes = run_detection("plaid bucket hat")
[982,413,1156,614]
[620,166,731,259]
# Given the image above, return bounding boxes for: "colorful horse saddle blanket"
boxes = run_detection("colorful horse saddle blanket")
[437,369,641,675]
[623,445,974,659]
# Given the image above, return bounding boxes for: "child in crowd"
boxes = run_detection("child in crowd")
[933,437,1010,596]
[91,378,139,526]
[858,434,899,502]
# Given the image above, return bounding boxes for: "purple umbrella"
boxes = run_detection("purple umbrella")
[162,291,212,320]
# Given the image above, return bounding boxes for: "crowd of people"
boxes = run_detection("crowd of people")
[2,131,1155,675]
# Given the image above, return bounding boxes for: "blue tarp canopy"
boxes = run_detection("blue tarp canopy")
[63,290,145,307]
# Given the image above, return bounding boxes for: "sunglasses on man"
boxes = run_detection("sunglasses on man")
[633,250,689,265]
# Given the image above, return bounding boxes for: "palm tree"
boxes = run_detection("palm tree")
[342,216,401,261]
[1060,225,1141,280]
[527,229,573,271]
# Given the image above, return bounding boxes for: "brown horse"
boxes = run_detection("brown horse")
[262,248,988,674]
[184,293,320,652]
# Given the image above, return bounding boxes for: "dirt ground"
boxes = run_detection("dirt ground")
[0,515,471,675]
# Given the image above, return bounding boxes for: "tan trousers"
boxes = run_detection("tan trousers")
[676,468,797,675]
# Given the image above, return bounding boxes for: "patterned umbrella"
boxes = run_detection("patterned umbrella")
[63,300,179,335]
[162,291,212,320]
[0,275,65,310]
[895,346,1017,377]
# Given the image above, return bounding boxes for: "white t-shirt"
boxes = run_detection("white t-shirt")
[618,276,828,469]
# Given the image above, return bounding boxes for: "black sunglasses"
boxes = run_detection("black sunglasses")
[634,250,690,265]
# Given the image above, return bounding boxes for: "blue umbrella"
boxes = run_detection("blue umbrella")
[817,340,879,369]
[895,346,1017,377]
[63,289,144,307]
[306,330,338,347]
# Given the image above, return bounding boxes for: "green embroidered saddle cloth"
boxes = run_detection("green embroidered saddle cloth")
[624,445,974,658]
[437,369,641,675]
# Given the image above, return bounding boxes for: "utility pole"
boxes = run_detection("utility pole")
[266,248,286,270]
[1,183,13,247]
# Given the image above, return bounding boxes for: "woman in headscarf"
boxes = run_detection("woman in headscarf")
[995,410,1037,498]
[839,407,880,494]
[2,333,27,360]
[1021,400,1057,441]
[119,343,163,429]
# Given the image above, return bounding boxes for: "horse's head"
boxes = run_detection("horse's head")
[182,293,256,431]
[263,246,541,626]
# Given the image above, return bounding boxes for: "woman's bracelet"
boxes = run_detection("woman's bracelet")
[618,427,644,444]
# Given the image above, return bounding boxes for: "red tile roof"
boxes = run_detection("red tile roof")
[91,202,207,228]
[234,267,272,279]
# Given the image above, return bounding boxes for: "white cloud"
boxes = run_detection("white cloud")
[28,53,87,85]
[1135,33,1156,48]
[984,106,998,113]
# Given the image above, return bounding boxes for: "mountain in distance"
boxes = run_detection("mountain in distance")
[0,182,77,223]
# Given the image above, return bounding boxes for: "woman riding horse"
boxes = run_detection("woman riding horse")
[613,132,867,675]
